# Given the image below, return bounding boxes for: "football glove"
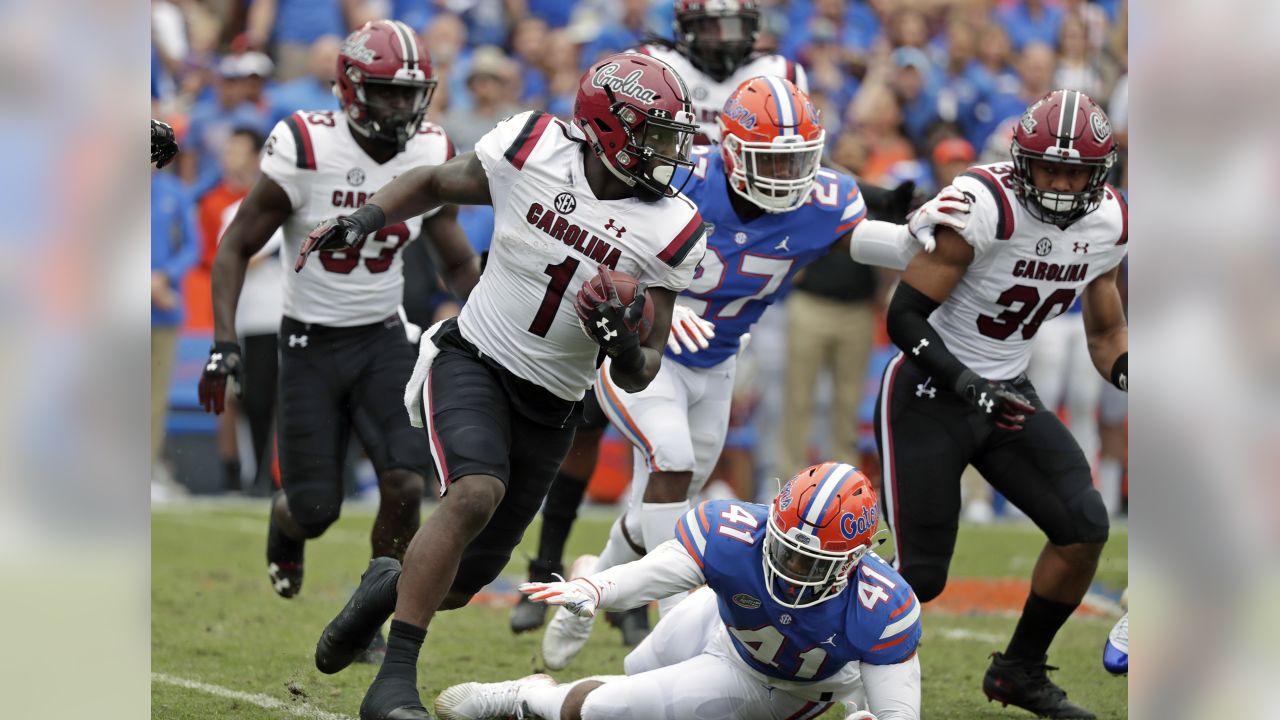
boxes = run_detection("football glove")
[954,370,1036,432]
[906,184,970,252]
[518,576,601,619]
[197,341,244,415]
[295,217,367,271]
[151,119,179,168]
[666,304,715,355]
[575,266,647,367]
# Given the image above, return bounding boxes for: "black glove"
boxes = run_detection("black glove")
[197,341,244,415]
[575,266,647,372]
[296,204,386,271]
[954,370,1036,431]
[151,119,179,168]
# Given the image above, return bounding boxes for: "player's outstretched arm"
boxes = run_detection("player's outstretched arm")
[1082,264,1128,391]
[519,540,704,618]
[419,204,480,301]
[296,152,493,269]
[860,655,922,720]
[889,227,1035,430]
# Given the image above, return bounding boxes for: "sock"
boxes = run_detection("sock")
[639,500,691,554]
[596,515,643,572]
[1004,592,1078,662]
[1098,458,1123,517]
[537,471,590,566]
[375,620,426,683]
[522,679,577,720]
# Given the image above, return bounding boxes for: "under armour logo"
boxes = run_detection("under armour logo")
[1118,372,1127,391]
[1074,242,1089,254]
[912,338,930,356]
[206,352,222,372]
[977,391,994,414]
[821,633,838,647]
[604,219,626,239]
[775,236,791,252]
[916,379,936,399]
[596,318,618,341]
[288,334,309,348]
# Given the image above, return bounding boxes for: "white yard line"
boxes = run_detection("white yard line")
[153,672,355,720]
[936,628,1007,644]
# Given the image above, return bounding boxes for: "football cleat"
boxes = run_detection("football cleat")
[267,493,306,598]
[540,555,598,670]
[434,674,555,720]
[268,561,303,599]
[1103,613,1128,675]
[316,557,401,674]
[360,676,431,720]
[983,652,1096,719]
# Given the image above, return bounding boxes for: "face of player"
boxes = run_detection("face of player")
[685,15,757,79]
[364,80,433,137]
[633,119,695,199]
[1028,158,1091,194]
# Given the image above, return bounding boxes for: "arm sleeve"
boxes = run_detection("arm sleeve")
[260,117,310,211]
[848,220,916,271]
[586,539,706,612]
[886,281,974,390]
[861,655,922,720]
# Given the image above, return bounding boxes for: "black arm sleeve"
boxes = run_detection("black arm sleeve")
[886,281,977,393]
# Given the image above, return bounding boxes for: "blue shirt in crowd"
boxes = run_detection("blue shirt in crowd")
[151,172,199,327]
[995,2,1064,50]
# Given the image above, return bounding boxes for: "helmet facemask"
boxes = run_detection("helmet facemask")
[762,511,867,609]
[721,125,825,212]
[677,12,760,82]
[1010,139,1114,228]
[346,69,437,151]
[584,93,697,199]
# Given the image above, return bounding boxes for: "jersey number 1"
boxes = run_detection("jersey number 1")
[528,257,580,337]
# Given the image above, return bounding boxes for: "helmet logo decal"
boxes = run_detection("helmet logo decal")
[778,481,793,511]
[1020,112,1037,135]
[1090,111,1112,143]
[342,31,377,64]
[722,96,758,130]
[840,505,877,540]
[591,63,659,105]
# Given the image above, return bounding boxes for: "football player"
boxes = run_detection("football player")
[436,463,922,720]
[539,76,966,671]
[199,20,475,641]
[638,0,805,144]
[307,52,709,720]
[877,89,1128,719]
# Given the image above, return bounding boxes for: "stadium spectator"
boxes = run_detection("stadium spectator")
[244,0,371,81]
[543,29,584,118]
[965,22,1020,148]
[1054,14,1108,100]
[440,45,519,152]
[266,35,342,126]
[580,0,657,70]
[180,54,274,196]
[845,82,914,186]
[1061,0,1112,52]
[995,0,1065,51]
[800,18,859,117]
[972,41,1056,157]
[509,17,551,107]
[151,166,200,490]
[889,47,940,149]
[422,12,472,118]
[934,19,983,141]
[885,5,930,51]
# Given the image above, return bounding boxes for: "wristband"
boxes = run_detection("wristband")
[1109,352,1127,391]
[211,340,242,355]
[347,203,387,235]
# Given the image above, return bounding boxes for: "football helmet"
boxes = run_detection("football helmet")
[574,52,698,199]
[1009,88,1116,227]
[764,462,879,609]
[674,0,761,82]
[718,76,824,213]
[335,20,437,151]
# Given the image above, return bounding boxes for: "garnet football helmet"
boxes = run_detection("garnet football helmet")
[764,462,880,609]
[1009,88,1116,227]
[674,0,761,82]
[574,52,698,199]
[718,76,824,213]
[335,20,437,151]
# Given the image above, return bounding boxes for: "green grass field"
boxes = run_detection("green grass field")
[152,501,1127,719]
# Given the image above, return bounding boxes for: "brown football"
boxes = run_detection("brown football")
[582,270,654,342]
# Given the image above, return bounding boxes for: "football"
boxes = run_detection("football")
[581,269,655,342]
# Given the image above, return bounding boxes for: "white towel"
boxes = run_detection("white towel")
[405,320,447,428]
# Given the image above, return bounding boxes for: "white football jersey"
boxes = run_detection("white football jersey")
[931,162,1129,379]
[461,110,707,402]
[260,110,453,326]
[637,45,808,144]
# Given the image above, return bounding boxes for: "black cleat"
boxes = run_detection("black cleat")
[354,629,387,666]
[266,493,305,598]
[982,652,1096,719]
[510,559,561,634]
[606,606,651,647]
[315,557,401,674]
[360,677,431,720]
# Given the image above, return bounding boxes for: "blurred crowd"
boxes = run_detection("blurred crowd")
[152,0,1128,515]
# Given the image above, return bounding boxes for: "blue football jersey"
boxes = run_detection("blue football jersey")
[671,147,868,368]
[675,499,922,682]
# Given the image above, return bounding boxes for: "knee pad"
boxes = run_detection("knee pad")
[286,487,342,538]
[900,562,948,603]
[1064,486,1110,545]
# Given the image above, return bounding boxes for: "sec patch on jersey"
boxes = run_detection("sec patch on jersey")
[578,269,655,342]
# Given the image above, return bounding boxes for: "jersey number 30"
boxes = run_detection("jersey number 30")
[977,285,1076,341]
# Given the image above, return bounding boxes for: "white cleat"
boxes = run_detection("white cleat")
[540,554,598,670]
[434,673,555,720]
